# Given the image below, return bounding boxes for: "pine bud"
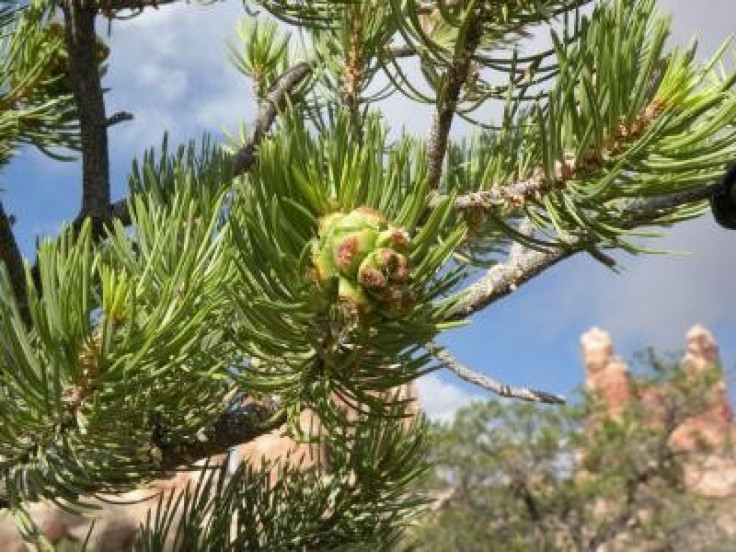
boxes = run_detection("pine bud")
[333,228,378,278]
[376,226,410,254]
[311,206,414,318]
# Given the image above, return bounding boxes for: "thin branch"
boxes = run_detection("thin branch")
[430,100,670,211]
[426,9,484,191]
[427,342,566,404]
[108,61,313,228]
[61,3,111,238]
[622,181,722,224]
[0,202,30,326]
[100,0,178,13]
[231,60,313,176]
[450,179,725,320]
[385,43,417,58]
[105,110,134,127]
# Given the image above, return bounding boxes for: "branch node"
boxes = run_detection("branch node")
[106,111,134,127]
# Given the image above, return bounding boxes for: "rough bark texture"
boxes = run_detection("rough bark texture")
[0,202,29,325]
[61,3,111,236]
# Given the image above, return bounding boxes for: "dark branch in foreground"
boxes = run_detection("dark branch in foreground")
[100,0,178,13]
[106,110,134,127]
[61,3,111,237]
[0,403,285,510]
[0,202,29,326]
[428,343,566,404]
[158,402,285,470]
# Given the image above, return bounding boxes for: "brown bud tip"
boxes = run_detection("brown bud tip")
[335,235,359,271]
[378,248,400,271]
[358,266,386,290]
[390,228,410,250]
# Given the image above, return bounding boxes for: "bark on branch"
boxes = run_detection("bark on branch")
[99,0,178,13]
[231,61,313,176]
[428,342,566,404]
[157,402,285,470]
[108,61,313,228]
[61,2,111,238]
[0,402,285,510]
[450,181,722,319]
[0,202,30,326]
[426,10,484,191]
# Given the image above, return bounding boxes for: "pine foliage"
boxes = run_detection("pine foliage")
[0,0,734,549]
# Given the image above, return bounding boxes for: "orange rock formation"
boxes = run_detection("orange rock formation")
[581,324,736,498]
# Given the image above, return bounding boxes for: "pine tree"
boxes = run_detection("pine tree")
[415,352,732,550]
[0,0,735,549]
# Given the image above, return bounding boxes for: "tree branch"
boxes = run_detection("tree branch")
[108,60,313,228]
[231,61,313,176]
[99,0,178,13]
[428,172,551,210]
[449,179,723,320]
[105,110,134,127]
[428,342,565,404]
[61,3,111,238]
[425,9,484,191]
[157,402,285,470]
[0,402,285,510]
[451,245,575,319]
[0,202,30,326]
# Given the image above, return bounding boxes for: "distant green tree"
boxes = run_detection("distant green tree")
[414,352,734,551]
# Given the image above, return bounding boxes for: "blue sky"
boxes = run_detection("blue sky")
[2,0,735,420]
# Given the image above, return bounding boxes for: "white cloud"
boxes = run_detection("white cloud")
[102,1,254,152]
[137,62,189,102]
[415,374,479,422]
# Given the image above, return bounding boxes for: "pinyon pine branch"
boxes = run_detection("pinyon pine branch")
[425,5,485,190]
[0,403,284,510]
[109,60,313,228]
[451,180,721,319]
[61,2,111,236]
[428,342,565,404]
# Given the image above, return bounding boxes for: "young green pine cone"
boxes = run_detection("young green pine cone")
[311,206,414,317]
